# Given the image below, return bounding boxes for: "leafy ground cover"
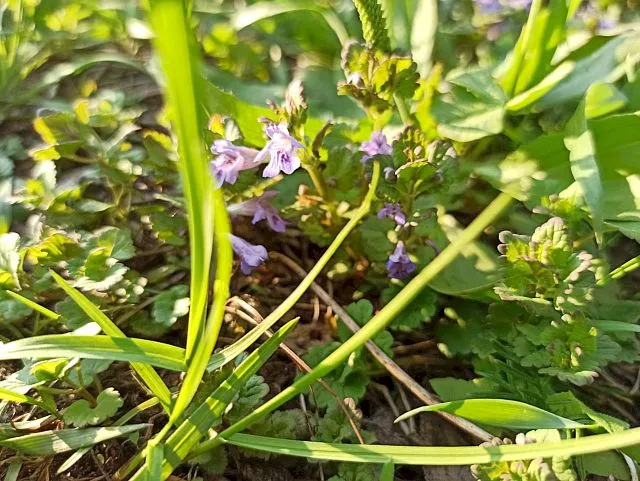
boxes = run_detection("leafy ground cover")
[1,0,640,480]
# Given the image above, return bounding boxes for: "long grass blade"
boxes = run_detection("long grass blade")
[0,335,186,371]
[50,271,173,412]
[129,319,299,480]
[4,291,60,320]
[146,0,214,365]
[146,0,234,426]
[225,427,640,464]
[0,424,149,455]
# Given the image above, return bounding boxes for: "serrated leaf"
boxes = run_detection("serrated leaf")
[63,388,123,427]
[86,227,136,261]
[151,285,190,332]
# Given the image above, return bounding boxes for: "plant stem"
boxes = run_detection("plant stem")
[305,163,330,200]
[393,94,412,125]
[597,254,640,286]
[193,191,513,455]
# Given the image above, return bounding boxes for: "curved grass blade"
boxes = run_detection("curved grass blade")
[0,387,44,408]
[4,291,60,320]
[146,0,214,366]
[129,319,298,481]
[0,335,186,371]
[50,271,172,412]
[146,0,233,427]
[231,0,348,46]
[225,427,640,465]
[0,424,149,455]
[395,399,590,430]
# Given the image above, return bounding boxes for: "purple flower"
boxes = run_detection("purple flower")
[360,131,392,163]
[386,242,415,280]
[230,234,268,275]
[210,140,259,187]
[255,122,303,178]
[377,203,407,226]
[475,0,501,13]
[227,191,287,233]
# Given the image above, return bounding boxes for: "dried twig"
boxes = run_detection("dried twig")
[272,252,493,442]
[226,297,366,444]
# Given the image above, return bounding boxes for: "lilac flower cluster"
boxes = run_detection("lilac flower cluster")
[210,122,302,187]
[211,123,303,274]
[377,203,407,226]
[360,131,392,163]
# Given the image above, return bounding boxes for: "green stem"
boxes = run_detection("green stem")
[192,191,513,456]
[393,94,412,125]
[597,254,640,286]
[305,163,331,200]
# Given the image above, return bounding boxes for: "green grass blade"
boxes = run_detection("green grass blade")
[5,291,60,320]
[0,387,41,406]
[225,427,640,464]
[0,424,149,455]
[395,399,591,430]
[146,0,234,426]
[0,335,186,371]
[194,192,513,454]
[130,319,299,481]
[50,271,173,412]
[146,0,214,364]
[592,320,640,333]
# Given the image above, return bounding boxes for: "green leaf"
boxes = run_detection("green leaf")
[564,109,603,243]
[50,271,173,412]
[433,68,506,142]
[63,388,123,427]
[0,233,20,289]
[225,426,640,464]
[429,377,499,402]
[0,335,187,371]
[395,399,590,429]
[86,227,136,261]
[151,285,190,332]
[0,424,148,455]
[380,463,394,481]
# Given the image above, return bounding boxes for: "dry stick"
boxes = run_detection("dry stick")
[227,298,366,445]
[271,252,493,442]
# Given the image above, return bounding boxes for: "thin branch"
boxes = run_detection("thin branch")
[271,252,493,442]
[227,297,366,445]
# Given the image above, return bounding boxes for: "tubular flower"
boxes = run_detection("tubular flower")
[210,140,259,187]
[377,203,407,226]
[227,191,287,233]
[230,234,268,274]
[386,242,416,280]
[255,122,304,178]
[359,131,392,163]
